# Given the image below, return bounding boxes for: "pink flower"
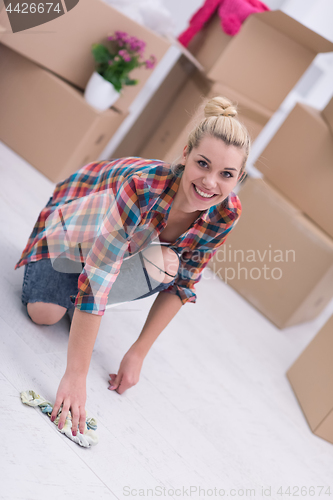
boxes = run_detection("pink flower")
[115,31,129,46]
[108,59,113,66]
[119,49,131,62]
[128,36,146,54]
[145,55,156,69]
[115,31,127,39]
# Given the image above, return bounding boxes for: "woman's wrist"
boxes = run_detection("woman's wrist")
[65,345,92,378]
[64,365,88,379]
[132,338,151,359]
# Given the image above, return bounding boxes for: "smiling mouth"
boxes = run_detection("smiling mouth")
[193,184,217,199]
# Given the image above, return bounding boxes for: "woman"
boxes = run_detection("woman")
[15,96,250,438]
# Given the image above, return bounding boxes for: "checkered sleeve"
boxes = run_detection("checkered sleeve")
[162,236,229,305]
[73,175,143,315]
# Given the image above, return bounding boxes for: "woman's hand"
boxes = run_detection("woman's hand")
[108,344,145,395]
[50,371,87,436]
[50,308,101,436]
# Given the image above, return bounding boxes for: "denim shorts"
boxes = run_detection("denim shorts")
[21,246,181,311]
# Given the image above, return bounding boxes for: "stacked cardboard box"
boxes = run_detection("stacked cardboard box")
[181,11,333,329]
[0,0,170,181]
[187,11,333,115]
[0,44,126,183]
[254,97,333,239]
[208,96,333,328]
[113,54,199,161]
[113,11,333,329]
[113,10,333,161]
[208,177,333,329]
[0,0,170,113]
[138,72,271,162]
[287,315,333,445]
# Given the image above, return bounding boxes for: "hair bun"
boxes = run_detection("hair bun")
[204,96,238,118]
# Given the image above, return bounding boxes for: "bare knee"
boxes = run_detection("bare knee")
[27,302,67,325]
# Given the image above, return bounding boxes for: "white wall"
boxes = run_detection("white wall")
[282,0,333,41]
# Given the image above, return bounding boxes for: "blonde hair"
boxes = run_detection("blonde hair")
[172,96,251,181]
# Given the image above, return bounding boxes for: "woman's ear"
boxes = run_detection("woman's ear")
[182,145,188,163]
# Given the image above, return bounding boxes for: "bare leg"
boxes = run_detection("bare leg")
[26,247,181,318]
[27,302,67,325]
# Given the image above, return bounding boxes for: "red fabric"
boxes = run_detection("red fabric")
[178,0,270,47]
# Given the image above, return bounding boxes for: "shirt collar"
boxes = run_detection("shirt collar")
[205,195,240,225]
[150,167,182,215]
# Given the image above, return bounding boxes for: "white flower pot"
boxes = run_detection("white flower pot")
[84,71,120,112]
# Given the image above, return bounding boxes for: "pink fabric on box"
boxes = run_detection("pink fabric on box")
[178,0,270,47]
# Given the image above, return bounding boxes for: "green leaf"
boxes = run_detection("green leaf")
[124,77,138,86]
[92,44,111,65]
[103,67,122,92]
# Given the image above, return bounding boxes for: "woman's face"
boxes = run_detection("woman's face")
[176,135,244,214]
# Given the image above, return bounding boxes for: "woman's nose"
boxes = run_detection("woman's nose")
[202,174,217,189]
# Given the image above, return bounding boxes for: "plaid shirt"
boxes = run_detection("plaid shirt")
[15,157,242,315]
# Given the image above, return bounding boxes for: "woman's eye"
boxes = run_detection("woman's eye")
[222,171,233,178]
[198,160,208,168]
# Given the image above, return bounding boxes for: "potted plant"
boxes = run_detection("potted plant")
[84,31,157,112]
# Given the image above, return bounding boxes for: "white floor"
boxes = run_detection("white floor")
[1,140,333,500]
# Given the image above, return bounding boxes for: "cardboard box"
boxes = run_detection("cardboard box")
[139,75,271,162]
[207,178,333,329]
[254,99,333,239]
[187,10,333,114]
[287,315,333,445]
[113,9,333,162]
[113,54,196,160]
[139,70,211,162]
[113,60,271,162]
[0,44,126,183]
[322,95,333,135]
[0,0,170,113]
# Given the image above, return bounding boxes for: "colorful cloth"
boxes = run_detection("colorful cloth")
[178,0,270,46]
[14,157,242,315]
[20,390,98,448]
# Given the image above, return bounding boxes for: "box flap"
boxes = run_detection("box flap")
[166,36,204,72]
[211,82,273,124]
[209,82,272,140]
[208,13,326,113]
[315,409,333,445]
[186,14,232,74]
[322,96,333,135]
[258,10,333,54]
[255,102,333,239]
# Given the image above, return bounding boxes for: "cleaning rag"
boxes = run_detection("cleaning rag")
[20,390,98,448]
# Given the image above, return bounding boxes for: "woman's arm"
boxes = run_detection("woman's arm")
[109,291,182,394]
[50,309,102,436]
[52,285,182,429]
[135,291,183,356]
